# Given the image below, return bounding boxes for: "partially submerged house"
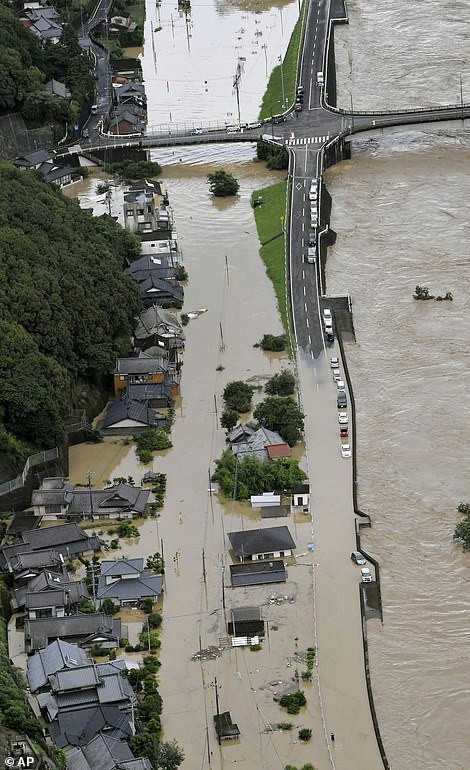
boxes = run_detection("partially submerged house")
[32,478,150,521]
[14,569,89,612]
[133,305,185,354]
[227,607,264,637]
[65,734,152,770]
[27,639,90,693]
[24,612,122,652]
[113,355,170,397]
[0,523,103,572]
[97,558,163,607]
[229,426,291,462]
[99,398,170,436]
[227,526,296,562]
[229,560,287,587]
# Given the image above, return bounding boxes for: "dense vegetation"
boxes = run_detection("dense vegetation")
[207,169,240,197]
[254,396,304,446]
[0,2,94,127]
[453,502,470,550]
[0,163,141,454]
[265,369,295,396]
[222,380,255,413]
[212,449,306,500]
[256,141,289,170]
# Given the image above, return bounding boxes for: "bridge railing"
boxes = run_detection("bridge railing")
[325,100,469,117]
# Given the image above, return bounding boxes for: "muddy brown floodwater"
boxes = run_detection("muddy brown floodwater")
[70,162,337,769]
[324,126,470,770]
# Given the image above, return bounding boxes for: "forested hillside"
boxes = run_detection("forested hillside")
[0,1,94,126]
[0,163,141,464]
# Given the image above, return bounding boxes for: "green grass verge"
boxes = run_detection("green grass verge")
[259,4,307,120]
[252,181,289,334]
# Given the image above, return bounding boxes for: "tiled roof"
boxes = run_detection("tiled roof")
[227,526,296,557]
[27,640,89,692]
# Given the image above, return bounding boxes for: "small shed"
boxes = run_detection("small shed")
[227,607,264,637]
[229,560,287,587]
[260,505,290,519]
[292,482,310,509]
[213,712,240,741]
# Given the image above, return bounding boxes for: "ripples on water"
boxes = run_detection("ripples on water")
[325,126,470,770]
[335,0,470,111]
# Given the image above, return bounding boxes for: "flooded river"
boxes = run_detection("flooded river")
[66,0,470,767]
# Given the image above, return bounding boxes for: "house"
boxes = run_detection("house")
[97,558,163,607]
[229,560,287,587]
[125,381,175,409]
[123,188,167,234]
[21,6,63,43]
[35,160,74,187]
[114,81,146,106]
[136,274,184,307]
[113,355,170,397]
[100,398,170,436]
[25,588,67,619]
[109,13,137,34]
[126,254,178,283]
[13,149,53,170]
[227,607,264,637]
[292,482,310,509]
[213,712,240,741]
[45,79,71,99]
[14,568,89,611]
[24,612,122,652]
[250,493,281,508]
[65,734,152,770]
[4,549,65,580]
[227,526,296,561]
[2,522,102,559]
[27,639,90,693]
[133,305,185,353]
[50,704,133,748]
[31,478,150,521]
[107,108,145,135]
[140,228,180,257]
[110,58,143,84]
[230,426,290,462]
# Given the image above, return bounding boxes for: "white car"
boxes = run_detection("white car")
[338,412,348,424]
[341,443,351,458]
[332,371,342,383]
[336,380,345,391]
[361,567,373,583]
[330,357,339,369]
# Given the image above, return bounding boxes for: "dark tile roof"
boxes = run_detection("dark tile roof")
[7,513,42,536]
[68,484,149,516]
[97,559,162,601]
[138,275,184,303]
[227,526,296,557]
[64,733,135,770]
[100,399,169,430]
[25,613,121,651]
[230,606,261,622]
[25,588,67,609]
[13,149,52,168]
[128,179,162,195]
[229,560,287,587]
[27,639,89,692]
[125,381,174,404]
[50,704,132,748]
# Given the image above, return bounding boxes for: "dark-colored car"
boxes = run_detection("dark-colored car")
[340,426,349,438]
[308,231,317,247]
[272,114,285,124]
[337,391,347,408]
[295,102,303,112]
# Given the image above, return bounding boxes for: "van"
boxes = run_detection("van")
[316,72,324,86]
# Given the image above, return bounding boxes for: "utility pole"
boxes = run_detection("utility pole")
[213,678,221,745]
[278,55,285,108]
[233,62,242,127]
[87,471,94,521]
[459,73,464,122]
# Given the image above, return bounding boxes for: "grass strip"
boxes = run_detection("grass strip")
[258,3,307,120]
[252,181,289,334]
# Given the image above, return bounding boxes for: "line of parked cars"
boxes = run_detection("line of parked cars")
[330,353,350,457]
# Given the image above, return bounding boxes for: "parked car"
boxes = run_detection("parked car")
[337,391,347,408]
[338,411,348,424]
[341,443,351,458]
[336,380,345,391]
[332,371,342,383]
[295,102,303,111]
[226,125,239,133]
[330,356,339,368]
[361,567,373,583]
[296,85,304,95]
[309,190,318,202]
[82,128,89,139]
[340,426,349,438]
[351,551,366,565]
[323,308,332,320]
[247,121,262,129]
[308,231,317,247]
[272,114,285,124]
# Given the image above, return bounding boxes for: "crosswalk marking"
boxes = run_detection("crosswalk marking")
[287,135,330,146]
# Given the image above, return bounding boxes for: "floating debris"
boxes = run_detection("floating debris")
[191,645,224,661]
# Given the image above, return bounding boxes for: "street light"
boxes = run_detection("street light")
[345,88,354,134]
[278,55,286,108]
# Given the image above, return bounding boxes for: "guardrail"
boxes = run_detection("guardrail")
[0,447,60,497]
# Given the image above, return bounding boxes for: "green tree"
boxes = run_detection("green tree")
[259,333,287,352]
[223,380,255,413]
[157,739,185,770]
[212,449,306,500]
[454,502,470,550]
[253,396,304,446]
[207,169,240,197]
[220,409,239,432]
[101,598,119,615]
[265,369,296,396]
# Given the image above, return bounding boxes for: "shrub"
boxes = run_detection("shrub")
[298,728,312,741]
[117,521,140,538]
[148,612,162,629]
[134,430,172,463]
[454,501,470,550]
[250,643,262,651]
[278,722,293,730]
[222,380,255,413]
[101,598,119,616]
[265,369,296,396]
[259,333,287,352]
[220,409,239,432]
[278,691,307,715]
[207,169,239,197]
[142,597,154,613]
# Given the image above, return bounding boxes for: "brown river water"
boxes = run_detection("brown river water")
[66,0,470,767]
